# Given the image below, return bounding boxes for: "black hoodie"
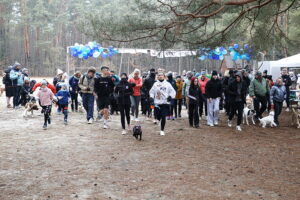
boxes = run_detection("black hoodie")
[227,73,247,103]
[205,78,222,98]
[115,80,135,105]
[94,75,115,97]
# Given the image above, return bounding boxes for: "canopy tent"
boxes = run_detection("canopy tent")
[270,53,300,67]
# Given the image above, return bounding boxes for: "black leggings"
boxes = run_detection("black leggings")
[42,105,52,125]
[228,101,244,125]
[70,93,78,111]
[155,105,169,131]
[189,103,199,126]
[119,104,131,129]
[174,99,182,118]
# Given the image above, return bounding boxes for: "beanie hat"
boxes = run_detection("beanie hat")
[88,67,96,74]
[256,71,262,76]
[41,80,47,86]
[120,72,128,79]
[212,70,218,76]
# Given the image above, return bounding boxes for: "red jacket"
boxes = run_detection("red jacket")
[128,77,142,96]
[199,77,209,94]
[32,82,56,94]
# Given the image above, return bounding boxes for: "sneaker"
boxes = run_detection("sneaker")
[236,126,242,131]
[228,120,232,127]
[103,124,108,129]
[285,108,290,112]
[207,123,214,127]
[160,131,165,136]
[88,118,93,124]
[127,124,131,131]
[153,119,158,124]
[48,117,51,125]
[64,119,68,125]
[214,121,218,126]
[171,116,175,120]
[43,124,47,130]
[122,130,127,135]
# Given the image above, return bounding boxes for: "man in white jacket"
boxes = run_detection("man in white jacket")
[150,72,176,136]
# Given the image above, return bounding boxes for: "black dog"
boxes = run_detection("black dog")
[132,125,142,141]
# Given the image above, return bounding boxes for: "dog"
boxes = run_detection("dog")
[23,95,39,117]
[291,108,300,129]
[132,125,142,141]
[259,111,277,128]
[243,107,256,125]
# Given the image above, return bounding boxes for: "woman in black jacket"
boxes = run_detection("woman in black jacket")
[188,77,202,128]
[115,73,136,135]
[227,72,247,131]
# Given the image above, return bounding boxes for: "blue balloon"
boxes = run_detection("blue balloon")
[199,55,206,60]
[102,53,108,59]
[228,46,234,51]
[222,49,227,55]
[233,44,239,49]
[93,51,101,58]
[219,55,224,60]
[244,44,249,49]
[83,55,89,59]
[214,48,221,56]
[78,54,83,58]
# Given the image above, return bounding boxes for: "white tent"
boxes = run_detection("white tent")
[271,53,300,67]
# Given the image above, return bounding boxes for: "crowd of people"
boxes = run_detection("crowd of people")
[1,62,300,135]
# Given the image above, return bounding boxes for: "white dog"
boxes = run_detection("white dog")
[243,107,256,125]
[259,111,277,128]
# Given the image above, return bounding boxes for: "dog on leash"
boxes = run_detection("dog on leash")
[259,111,277,128]
[132,125,142,140]
[243,107,256,125]
[291,108,300,129]
[23,95,39,117]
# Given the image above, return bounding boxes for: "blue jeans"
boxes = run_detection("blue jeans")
[82,93,94,120]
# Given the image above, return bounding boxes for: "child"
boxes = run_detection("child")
[19,79,31,106]
[37,80,54,129]
[56,83,71,125]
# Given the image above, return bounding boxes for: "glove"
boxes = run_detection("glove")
[167,96,172,102]
[150,97,154,106]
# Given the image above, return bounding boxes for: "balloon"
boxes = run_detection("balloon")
[244,44,249,49]
[93,51,101,58]
[212,54,219,60]
[219,55,224,60]
[101,53,108,59]
[214,48,221,55]
[228,46,233,51]
[83,55,89,59]
[199,55,206,60]
[222,49,227,55]
[78,54,83,58]
[233,44,239,49]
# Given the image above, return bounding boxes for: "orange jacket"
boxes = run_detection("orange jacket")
[128,77,142,96]
[199,77,209,94]
[32,82,57,94]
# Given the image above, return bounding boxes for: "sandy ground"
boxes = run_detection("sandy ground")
[0,80,299,200]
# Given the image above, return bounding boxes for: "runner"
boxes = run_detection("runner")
[128,69,143,122]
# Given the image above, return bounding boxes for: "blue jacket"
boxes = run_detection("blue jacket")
[270,84,286,104]
[10,67,24,86]
[56,89,70,105]
[69,76,80,94]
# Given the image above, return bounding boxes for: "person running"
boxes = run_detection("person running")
[115,73,136,135]
[206,71,222,127]
[188,77,202,128]
[150,72,176,136]
[270,78,286,126]
[94,66,114,129]
[37,80,54,130]
[227,72,247,131]
[142,68,156,120]
[128,69,143,122]
[166,72,177,120]
[281,68,292,112]
[79,67,96,124]
[56,83,71,125]
[174,75,184,118]
[2,66,14,108]
[199,71,209,119]
[10,62,24,109]
[249,71,269,120]
[69,71,81,112]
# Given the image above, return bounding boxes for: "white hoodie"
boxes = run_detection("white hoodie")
[150,80,176,105]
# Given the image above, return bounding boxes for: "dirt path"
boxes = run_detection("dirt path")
[0,93,299,200]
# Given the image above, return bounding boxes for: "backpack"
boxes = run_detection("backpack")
[2,68,12,85]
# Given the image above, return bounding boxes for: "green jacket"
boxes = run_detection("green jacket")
[249,78,269,97]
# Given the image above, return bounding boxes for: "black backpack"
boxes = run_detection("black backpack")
[2,68,12,85]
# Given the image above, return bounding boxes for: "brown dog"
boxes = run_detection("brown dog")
[23,96,39,117]
[291,108,300,129]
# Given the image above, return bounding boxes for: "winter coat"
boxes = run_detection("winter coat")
[281,74,292,90]
[37,88,54,106]
[69,76,80,94]
[142,74,156,95]
[10,67,24,86]
[249,78,269,97]
[167,77,177,91]
[115,80,135,105]
[175,80,184,99]
[270,84,286,104]
[150,80,176,105]
[128,77,143,96]
[32,82,57,94]
[182,78,191,96]
[79,74,95,94]
[199,77,210,94]
[56,89,70,105]
[188,86,202,105]
[94,75,114,96]
[205,78,222,99]
[227,77,247,103]
[20,84,31,96]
